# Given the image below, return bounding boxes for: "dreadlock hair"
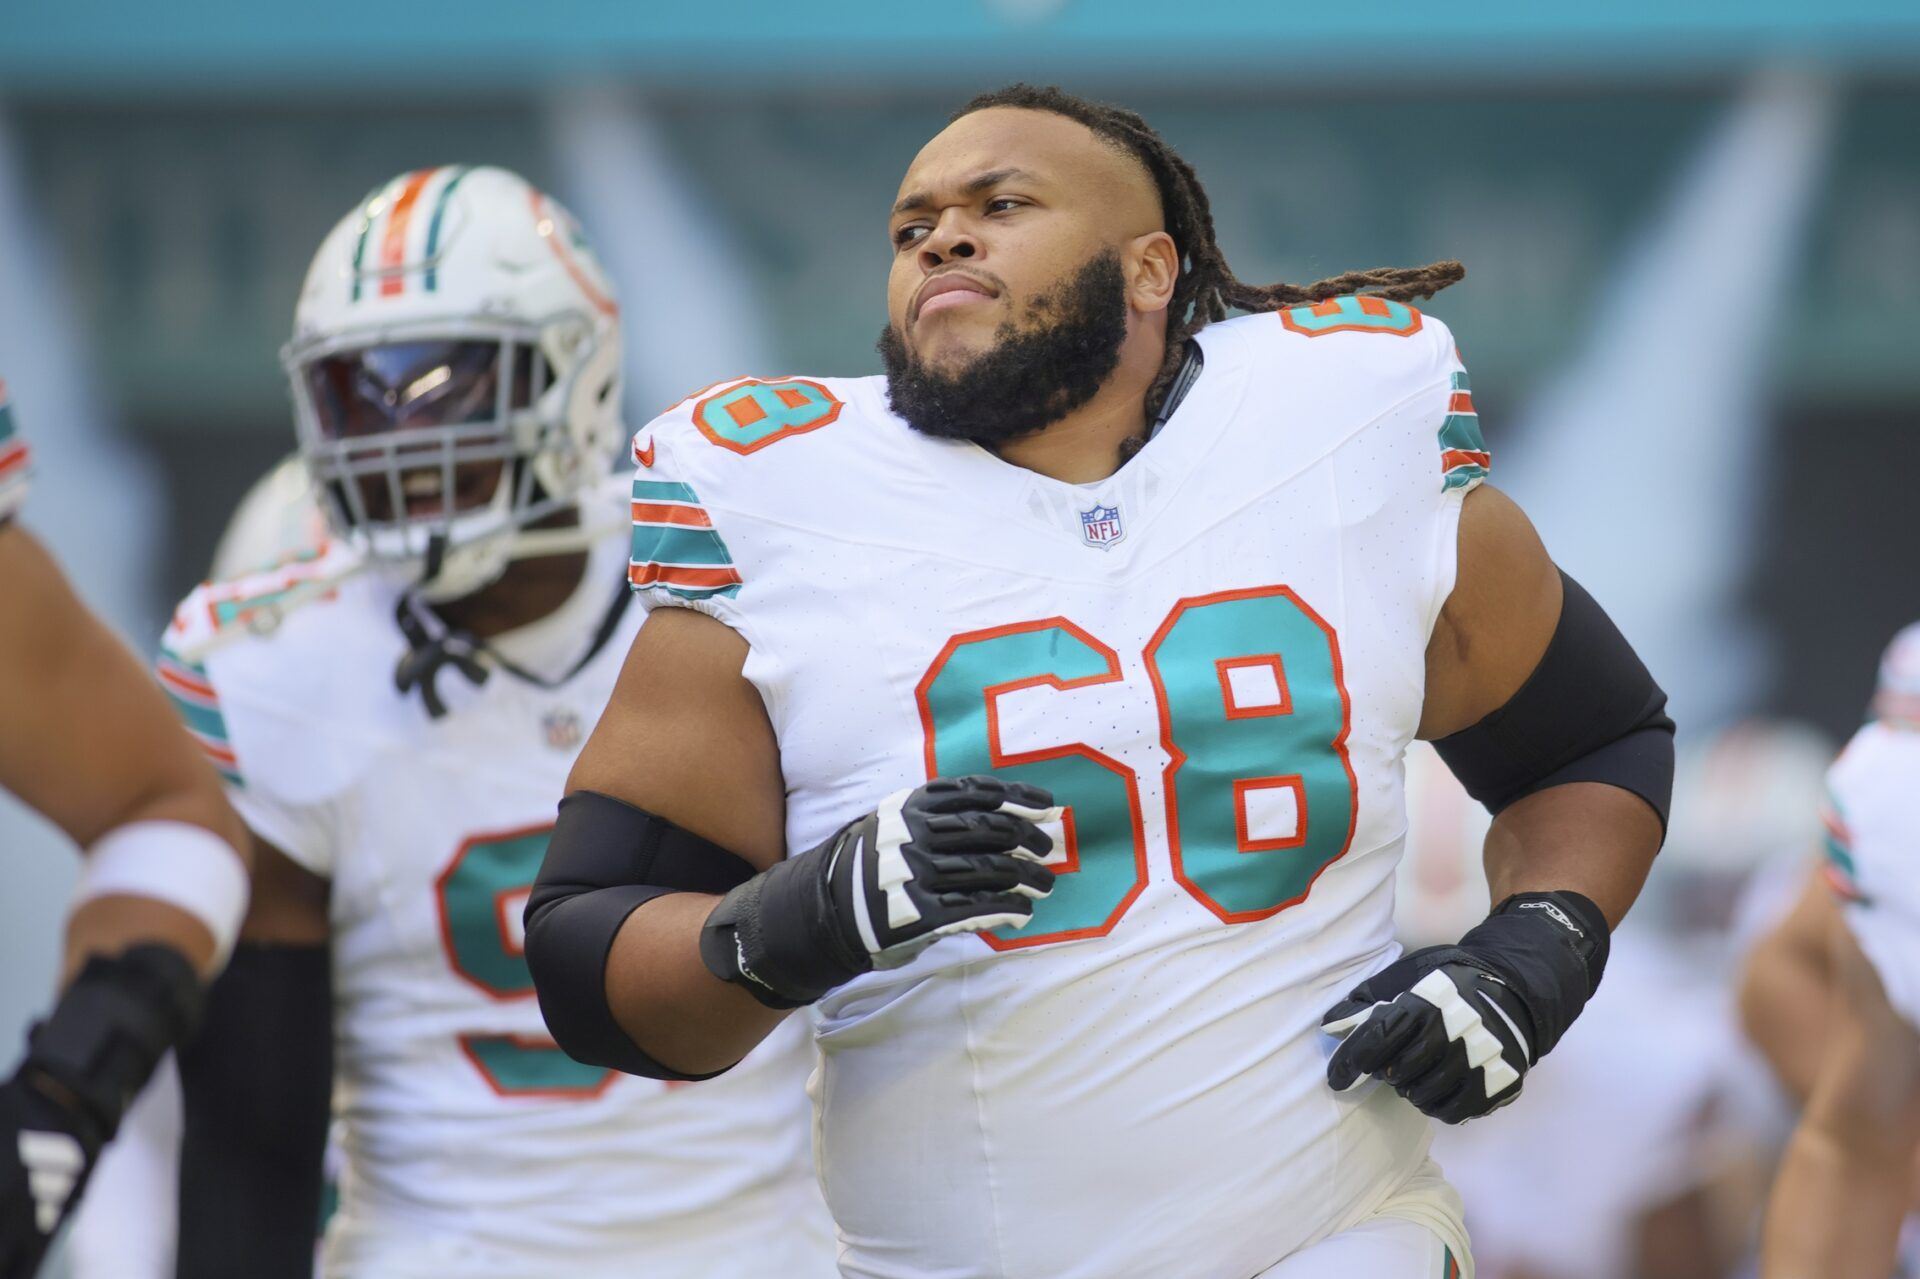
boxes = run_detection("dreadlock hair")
[952,85,1465,420]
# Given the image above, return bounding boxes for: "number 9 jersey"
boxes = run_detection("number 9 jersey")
[630,302,1487,1279]
[157,509,832,1277]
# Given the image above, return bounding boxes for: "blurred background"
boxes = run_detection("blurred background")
[2,2,1917,1275]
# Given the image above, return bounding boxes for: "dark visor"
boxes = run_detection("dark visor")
[303,340,532,439]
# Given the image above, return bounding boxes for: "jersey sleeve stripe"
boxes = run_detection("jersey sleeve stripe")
[632,479,701,504]
[628,561,745,602]
[1438,369,1489,492]
[630,525,735,570]
[0,439,27,478]
[629,500,714,528]
[156,649,243,787]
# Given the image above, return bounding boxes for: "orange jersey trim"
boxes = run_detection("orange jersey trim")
[627,562,744,590]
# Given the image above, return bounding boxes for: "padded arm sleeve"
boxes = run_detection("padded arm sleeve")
[175,943,332,1279]
[524,791,757,1080]
[1433,571,1675,829]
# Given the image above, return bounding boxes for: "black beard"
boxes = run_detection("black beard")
[877,250,1128,447]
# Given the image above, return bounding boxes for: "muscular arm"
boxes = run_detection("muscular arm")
[175,833,332,1278]
[564,606,790,1076]
[0,526,250,976]
[1419,485,1662,924]
[1740,866,1842,1105]
[1761,902,1920,1279]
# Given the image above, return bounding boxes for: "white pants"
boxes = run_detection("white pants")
[1258,1158,1474,1279]
[1259,1216,1466,1279]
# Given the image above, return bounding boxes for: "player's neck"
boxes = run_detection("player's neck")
[435,550,590,640]
[990,341,1158,485]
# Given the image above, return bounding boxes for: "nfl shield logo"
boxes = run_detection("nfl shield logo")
[1079,503,1124,550]
[542,708,583,751]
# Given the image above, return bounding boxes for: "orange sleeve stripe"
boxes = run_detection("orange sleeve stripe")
[629,501,714,528]
[156,660,218,702]
[628,563,744,590]
[189,733,238,768]
[1448,392,1476,414]
[1442,449,1491,471]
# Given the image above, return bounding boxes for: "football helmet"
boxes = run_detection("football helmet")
[282,166,623,601]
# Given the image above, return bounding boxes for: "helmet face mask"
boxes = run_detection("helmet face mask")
[282,167,624,601]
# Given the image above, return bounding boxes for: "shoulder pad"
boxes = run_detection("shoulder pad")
[162,541,363,665]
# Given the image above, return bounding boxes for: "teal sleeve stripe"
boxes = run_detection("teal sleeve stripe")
[1450,369,1470,392]
[632,479,700,503]
[0,399,15,444]
[644,582,743,602]
[629,524,735,568]
[1439,412,1485,453]
[1824,832,1857,878]
[165,690,229,741]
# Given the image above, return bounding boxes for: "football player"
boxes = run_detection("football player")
[1757,623,1920,1279]
[90,167,831,1278]
[528,87,1674,1279]
[0,383,252,1278]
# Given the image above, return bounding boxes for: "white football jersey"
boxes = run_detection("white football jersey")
[0,379,29,523]
[160,520,831,1275]
[1822,714,1920,1030]
[630,300,1489,1279]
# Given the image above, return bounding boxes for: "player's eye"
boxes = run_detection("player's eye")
[892,224,930,249]
[985,197,1024,215]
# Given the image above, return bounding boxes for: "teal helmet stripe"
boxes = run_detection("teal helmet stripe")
[422,166,474,293]
[346,178,394,304]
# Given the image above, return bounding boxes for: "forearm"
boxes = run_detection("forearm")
[1763,1117,1911,1278]
[604,893,788,1076]
[1739,935,1834,1106]
[1483,781,1663,927]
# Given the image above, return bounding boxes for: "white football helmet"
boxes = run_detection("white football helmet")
[282,165,624,601]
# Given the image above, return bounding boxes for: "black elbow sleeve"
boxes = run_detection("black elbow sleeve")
[1433,572,1675,830]
[524,791,757,1081]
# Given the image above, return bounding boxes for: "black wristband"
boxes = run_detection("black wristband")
[22,943,203,1142]
[1455,890,1609,1061]
[699,822,870,1008]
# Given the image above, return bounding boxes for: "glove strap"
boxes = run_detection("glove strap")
[1456,890,1609,1062]
[699,821,872,1008]
[21,943,203,1143]
[1492,890,1610,992]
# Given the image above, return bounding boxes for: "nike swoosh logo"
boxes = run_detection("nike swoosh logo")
[635,438,656,468]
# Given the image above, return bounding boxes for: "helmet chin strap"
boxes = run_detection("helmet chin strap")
[390,510,628,718]
[393,533,490,718]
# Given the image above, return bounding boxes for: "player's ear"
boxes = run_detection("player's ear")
[1125,231,1179,316]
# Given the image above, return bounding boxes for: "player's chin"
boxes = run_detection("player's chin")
[904,322,995,375]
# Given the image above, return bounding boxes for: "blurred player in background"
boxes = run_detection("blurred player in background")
[1411,723,1831,1279]
[83,167,831,1278]
[1757,623,1920,1279]
[528,85,1673,1278]
[0,383,252,1278]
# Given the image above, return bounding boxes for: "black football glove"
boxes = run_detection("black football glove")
[1322,891,1608,1124]
[701,776,1060,1007]
[0,1071,104,1279]
[1,943,201,1278]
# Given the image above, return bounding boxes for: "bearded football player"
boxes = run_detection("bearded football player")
[528,86,1674,1279]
